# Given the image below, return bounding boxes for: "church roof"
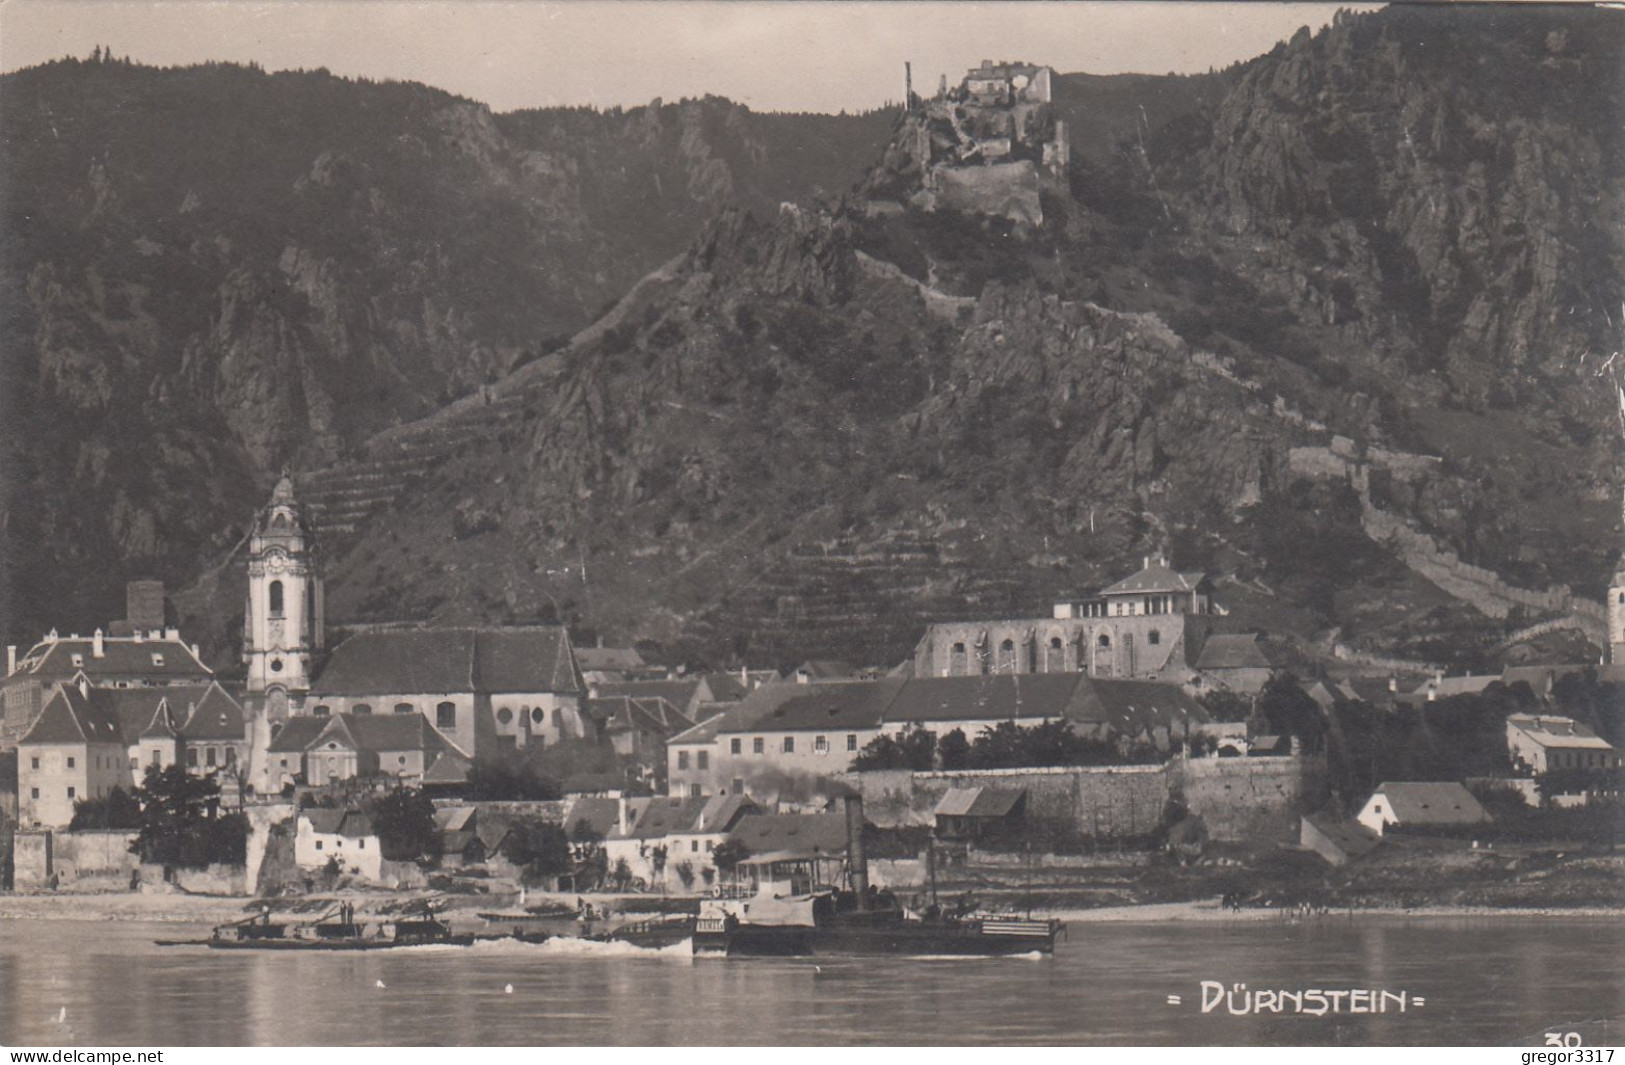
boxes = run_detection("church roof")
[270,711,447,755]
[311,627,580,696]
[176,685,247,742]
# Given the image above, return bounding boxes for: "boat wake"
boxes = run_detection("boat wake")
[399,936,693,959]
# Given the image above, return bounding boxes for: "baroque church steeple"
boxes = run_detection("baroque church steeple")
[244,472,324,698]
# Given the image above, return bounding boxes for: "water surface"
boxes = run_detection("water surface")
[2,916,1622,1045]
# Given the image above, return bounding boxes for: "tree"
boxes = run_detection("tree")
[674,860,696,891]
[503,821,574,887]
[612,857,633,891]
[936,728,971,770]
[649,843,669,890]
[1256,674,1323,751]
[70,787,142,830]
[367,787,438,861]
[712,838,750,878]
[851,727,936,771]
[465,753,562,801]
[131,766,246,868]
[570,819,608,889]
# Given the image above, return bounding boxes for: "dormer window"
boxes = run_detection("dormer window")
[71,654,84,668]
[151,654,165,667]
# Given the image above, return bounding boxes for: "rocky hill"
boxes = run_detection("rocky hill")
[8,6,1624,672]
[0,57,892,641]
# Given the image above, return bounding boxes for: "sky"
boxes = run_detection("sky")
[0,1,1380,114]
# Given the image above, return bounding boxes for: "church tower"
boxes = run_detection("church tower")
[1611,488,1625,665]
[244,473,324,698]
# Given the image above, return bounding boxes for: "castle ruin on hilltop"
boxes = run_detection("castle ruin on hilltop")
[879,59,1071,225]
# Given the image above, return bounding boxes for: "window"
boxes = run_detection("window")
[151,749,161,766]
[269,580,284,617]
[782,736,795,754]
[315,841,323,851]
[497,707,514,725]
[1098,633,1111,648]
[1149,630,1161,646]
[151,653,165,667]
[678,751,690,770]
[753,737,765,755]
[697,751,709,771]
[847,734,858,752]
[206,747,217,767]
[67,787,75,799]
[731,779,744,794]
[280,758,288,768]
[187,749,198,767]
[394,702,414,715]
[691,840,699,853]
[66,756,75,769]
[531,708,545,725]
[437,702,456,728]
[71,654,84,668]
[130,756,138,769]
[730,738,742,755]
[352,703,372,715]
[30,787,39,799]
[690,784,703,798]
[30,756,39,770]
[814,735,829,755]
[313,705,331,717]
[706,840,715,852]
[358,840,365,849]
[398,756,407,766]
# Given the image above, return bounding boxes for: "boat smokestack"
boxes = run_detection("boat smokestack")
[844,793,870,910]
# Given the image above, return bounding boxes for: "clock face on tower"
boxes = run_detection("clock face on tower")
[266,551,289,573]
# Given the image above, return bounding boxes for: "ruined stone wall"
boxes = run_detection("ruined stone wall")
[922,161,1042,225]
[915,615,1192,681]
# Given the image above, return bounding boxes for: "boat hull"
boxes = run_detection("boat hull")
[693,920,1061,958]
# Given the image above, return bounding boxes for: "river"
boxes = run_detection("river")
[2,916,1623,1045]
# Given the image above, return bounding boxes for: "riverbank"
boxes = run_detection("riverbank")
[5,890,1623,925]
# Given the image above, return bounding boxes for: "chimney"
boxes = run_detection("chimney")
[1388,675,1397,693]
[92,629,105,659]
[740,665,748,687]
[844,793,870,910]
[165,627,179,641]
[6,646,14,675]
[617,797,629,836]
[1434,669,1444,686]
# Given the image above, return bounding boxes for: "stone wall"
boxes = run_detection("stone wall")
[845,753,1326,844]
[844,764,1172,839]
[1180,753,1327,842]
[920,161,1043,225]
[139,862,247,895]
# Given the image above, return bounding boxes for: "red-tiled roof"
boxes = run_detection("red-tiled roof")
[311,628,579,696]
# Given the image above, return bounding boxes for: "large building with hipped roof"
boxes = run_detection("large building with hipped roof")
[666,671,1207,799]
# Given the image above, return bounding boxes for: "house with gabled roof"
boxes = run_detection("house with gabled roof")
[602,792,760,890]
[1192,634,1275,694]
[295,807,381,880]
[1356,782,1489,837]
[16,679,250,826]
[3,599,213,747]
[1506,714,1621,775]
[265,711,449,792]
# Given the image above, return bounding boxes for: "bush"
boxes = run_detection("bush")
[70,787,142,830]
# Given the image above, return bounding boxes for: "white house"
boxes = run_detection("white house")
[295,808,382,881]
[1506,714,1621,774]
[1355,782,1488,837]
